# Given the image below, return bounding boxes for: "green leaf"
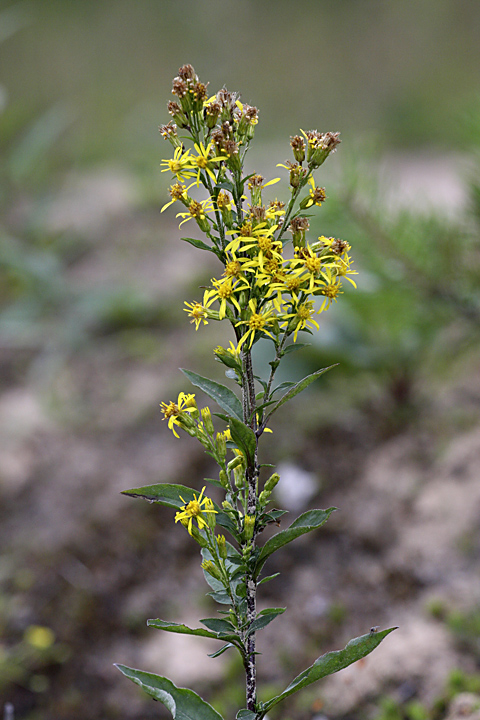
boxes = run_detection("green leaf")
[265,366,337,422]
[237,711,257,720]
[255,508,336,576]
[258,573,280,585]
[201,617,236,634]
[181,368,243,421]
[208,643,234,658]
[247,607,286,635]
[208,591,231,604]
[261,627,398,715]
[282,342,311,355]
[121,482,195,507]
[228,417,256,466]
[147,619,219,640]
[181,237,220,256]
[115,665,225,720]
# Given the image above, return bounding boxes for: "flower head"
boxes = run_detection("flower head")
[175,487,217,535]
[160,392,198,438]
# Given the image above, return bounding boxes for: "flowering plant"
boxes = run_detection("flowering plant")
[116,64,396,720]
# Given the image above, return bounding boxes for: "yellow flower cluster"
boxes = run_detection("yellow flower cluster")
[159,64,355,350]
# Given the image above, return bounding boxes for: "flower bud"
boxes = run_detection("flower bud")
[234,465,245,489]
[204,498,217,530]
[219,468,229,489]
[214,345,241,371]
[222,500,235,514]
[227,455,244,473]
[244,514,255,541]
[201,560,223,582]
[264,472,280,494]
[216,433,227,461]
[216,534,227,559]
[290,135,306,163]
[201,407,215,435]
[204,101,221,129]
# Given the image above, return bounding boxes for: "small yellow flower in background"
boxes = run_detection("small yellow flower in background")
[24,625,55,650]
[175,487,217,535]
[160,392,198,438]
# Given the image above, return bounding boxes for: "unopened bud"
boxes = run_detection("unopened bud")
[201,560,223,582]
[222,500,235,514]
[264,472,280,494]
[216,433,227,461]
[227,455,244,473]
[201,407,215,435]
[234,465,245,489]
[219,468,229,489]
[216,534,227,559]
[204,498,217,530]
[244,515,255,541]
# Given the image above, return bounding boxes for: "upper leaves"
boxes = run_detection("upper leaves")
[181,368,243,421]
[254,508,336,577]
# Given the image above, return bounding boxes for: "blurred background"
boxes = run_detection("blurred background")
[2,0,480,718]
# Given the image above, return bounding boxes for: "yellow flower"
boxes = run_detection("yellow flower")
[160,392,197,438]
[160,147,195,182]
[316,267,343,310]
[204,276,249,319]
[192,141,227,185]
[175,486,217,535]
[225,222,277,254]
[281,300,320,341]
[236,299,277,349]
[176,197,215,229]
[161,181,195,213]
[184,290,216,330]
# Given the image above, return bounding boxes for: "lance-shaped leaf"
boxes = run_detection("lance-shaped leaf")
[147,619,220,640]
[115,664,224,720]
[260,627,397,715]
[265,366,337,423]
[147,619,242,647]
[181,368,243,421]
[121,483,238,538]
[247,607,286,636]
[254,508,336,577]
[228,417,256,466]
[182,237,221,257]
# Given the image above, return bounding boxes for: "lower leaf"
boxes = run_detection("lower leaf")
[115,664,224,720]
[261,626,398,715]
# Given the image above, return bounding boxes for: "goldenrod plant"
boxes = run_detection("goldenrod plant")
[116,64,397,720]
